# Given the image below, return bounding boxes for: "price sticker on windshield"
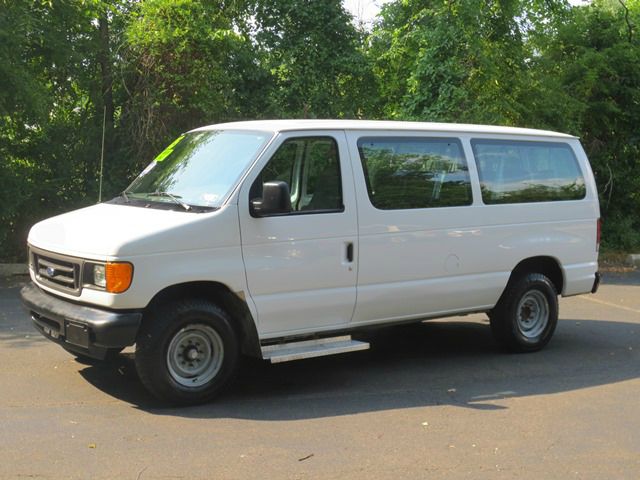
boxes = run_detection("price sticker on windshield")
[154,135,185,162]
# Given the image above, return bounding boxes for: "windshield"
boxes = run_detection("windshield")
[124,130,271,209]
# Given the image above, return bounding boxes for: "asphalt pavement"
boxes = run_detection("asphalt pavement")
[1,272,639,479]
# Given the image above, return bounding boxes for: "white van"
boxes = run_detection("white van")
[21,120,601,404]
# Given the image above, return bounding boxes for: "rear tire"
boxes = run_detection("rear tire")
[135,299,239,405]
[490,273,558,352]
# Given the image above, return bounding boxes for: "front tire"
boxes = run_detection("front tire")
[490,273,558,352]
[135,299,239,405]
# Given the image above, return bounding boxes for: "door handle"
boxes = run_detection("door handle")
[346,242,354,263]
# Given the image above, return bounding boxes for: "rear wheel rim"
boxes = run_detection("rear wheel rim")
[166,324,224,388]
[516,290,549,339]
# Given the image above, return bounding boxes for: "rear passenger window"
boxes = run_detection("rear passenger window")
[472,140,586,204]
[357,137,472,210]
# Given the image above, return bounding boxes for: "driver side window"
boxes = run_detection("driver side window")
[250,136,343,213]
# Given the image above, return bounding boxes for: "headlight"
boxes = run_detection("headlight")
[86,262,133,293]
[93,264,106,287]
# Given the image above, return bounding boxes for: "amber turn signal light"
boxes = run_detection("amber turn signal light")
[105,262,133,293]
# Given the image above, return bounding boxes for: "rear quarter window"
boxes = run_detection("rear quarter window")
[471,140,586,204]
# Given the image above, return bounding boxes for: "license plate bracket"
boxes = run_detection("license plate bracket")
[65,321,90,348]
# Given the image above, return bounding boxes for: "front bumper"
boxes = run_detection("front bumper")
[20,282,142,359]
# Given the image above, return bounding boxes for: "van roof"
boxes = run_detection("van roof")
[192,119,576,139]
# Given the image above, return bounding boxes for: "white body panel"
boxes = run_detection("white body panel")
[26,120,600,347]
[28,204,249,310]
[346,131,599,326]
[237,131,358,337]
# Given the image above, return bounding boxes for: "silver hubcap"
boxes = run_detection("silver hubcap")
[516,290,549,339]
[166,324,224,388]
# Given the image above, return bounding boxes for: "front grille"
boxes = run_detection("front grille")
[31,248,82,295]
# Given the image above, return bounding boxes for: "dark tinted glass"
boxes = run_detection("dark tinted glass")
[252,137,343,213]
[357,137,472,210]
[472,140,586,204]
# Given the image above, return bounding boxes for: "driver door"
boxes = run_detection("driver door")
[238,131,358,337]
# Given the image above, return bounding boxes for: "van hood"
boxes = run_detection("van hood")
[28,203,233,258]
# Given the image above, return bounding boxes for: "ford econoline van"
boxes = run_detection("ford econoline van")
[21,120,601,404]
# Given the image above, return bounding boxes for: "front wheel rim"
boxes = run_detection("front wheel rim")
[166,324,224,388]
[516,290,549,339]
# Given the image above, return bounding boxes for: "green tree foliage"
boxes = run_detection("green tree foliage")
[0,0,118,260]
[120,0,270,161]
[0,0,639,261]
[368,0,567,124]
[251,0,374,117]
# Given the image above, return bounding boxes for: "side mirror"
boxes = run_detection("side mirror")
[250,181,292,217]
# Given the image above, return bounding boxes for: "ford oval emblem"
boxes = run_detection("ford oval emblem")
[46,266,56,277]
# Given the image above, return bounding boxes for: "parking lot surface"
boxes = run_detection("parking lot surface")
[1,273,639,479]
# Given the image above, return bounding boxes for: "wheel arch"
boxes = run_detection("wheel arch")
[508,256,564,295]
[144,281,261,358]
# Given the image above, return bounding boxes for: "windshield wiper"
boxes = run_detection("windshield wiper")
[149,191,192,211]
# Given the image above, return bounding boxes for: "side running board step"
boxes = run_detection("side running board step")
[261,335,370,364]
